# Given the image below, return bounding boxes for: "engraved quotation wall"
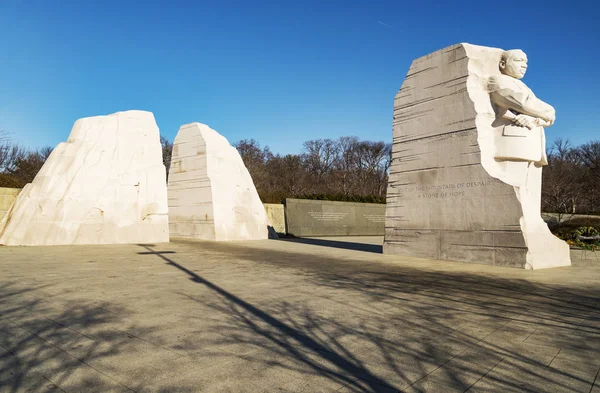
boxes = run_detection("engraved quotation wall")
[364,214,385,223]
[307,212,348,221]
[307,211,385,223]
[285,198,386,236]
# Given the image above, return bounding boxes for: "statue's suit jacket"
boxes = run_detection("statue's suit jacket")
[488,75,553,166]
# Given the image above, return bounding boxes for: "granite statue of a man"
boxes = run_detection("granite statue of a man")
[489,49,555,165]
[487,48,570,268]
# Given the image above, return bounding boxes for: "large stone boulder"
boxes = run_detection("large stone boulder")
[167,122,270,241]
[0,110,169,245]
[383,43,570,269]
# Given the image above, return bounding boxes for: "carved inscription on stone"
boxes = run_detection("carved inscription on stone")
[395,180,497,199]
[307,212,348,222]
[286,198,385,236]
[364,214,385,223]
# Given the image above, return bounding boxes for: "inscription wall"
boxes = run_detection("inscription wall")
[285,198,385,237]
[263,203,286,234]
[0,188,21,222]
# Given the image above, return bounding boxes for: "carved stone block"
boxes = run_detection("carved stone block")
[0,110,169,245]
[383,43,570,269]
[167,123,270,241]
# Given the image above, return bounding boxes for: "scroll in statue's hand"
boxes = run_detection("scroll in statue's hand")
[502,111,552,130]
[514,114,536,129]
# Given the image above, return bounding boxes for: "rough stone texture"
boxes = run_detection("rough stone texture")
[167,122,269,241]
[0,110,169,246]
[384,43,570,269]
[0,187,20,221]
[285,198,385,237]
[264,203,286,234]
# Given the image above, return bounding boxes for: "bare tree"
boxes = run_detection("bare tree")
[4,146,53,186]
[234,136,391,203]
[578,141,600,169]
[267,154,306,197]
[352,141,392,197]
[0,130,26,186]
[0,144,25,174]
[576,141,600,213]
[333,136,360,196]
[542,139,583,224]
[160,136,173,181]
[233,139,273,195]
[301,138,338,194]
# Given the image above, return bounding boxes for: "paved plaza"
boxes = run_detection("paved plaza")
[1,237,599,392]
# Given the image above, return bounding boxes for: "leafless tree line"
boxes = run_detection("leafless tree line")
[233,137,392,203]
[542,138,600,216]
[0,130,53,188]
[3,127,598,216]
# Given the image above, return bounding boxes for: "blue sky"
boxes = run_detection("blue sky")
[0,0,598,155]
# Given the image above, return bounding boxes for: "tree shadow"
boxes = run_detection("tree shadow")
[278,237,383,253]
[137,244,398,392]
[0,281,164,393]
[137,242,600,392]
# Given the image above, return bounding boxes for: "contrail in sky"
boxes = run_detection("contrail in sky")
[377,21,395,29]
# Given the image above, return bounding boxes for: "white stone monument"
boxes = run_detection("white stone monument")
[384,43,570,269]
[167,122,270,241]
[0,110,169,246]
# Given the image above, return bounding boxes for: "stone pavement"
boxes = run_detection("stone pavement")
[0,236,599,392]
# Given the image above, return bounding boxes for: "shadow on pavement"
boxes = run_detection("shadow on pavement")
[0,282,159,393]
[137,242,600,393]
[137,244,398,392]
[4,240,598,392]
[278,237,383,254]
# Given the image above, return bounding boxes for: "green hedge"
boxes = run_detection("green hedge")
[553,226,600,250]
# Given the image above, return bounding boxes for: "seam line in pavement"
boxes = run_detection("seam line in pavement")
[3,317,138,393]
[547,348,562,367]
[522,328,536,343]
[589,364,600,393]
[42,375,68,393]
[400,323,506,392]
[44,301,188,359]
[403,298,555,393]
[464,357,506,393]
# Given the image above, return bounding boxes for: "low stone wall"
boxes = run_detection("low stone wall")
[264,203,286,234]
[284,198,386,237]
[542,213,600,226]
[0,187,21,220]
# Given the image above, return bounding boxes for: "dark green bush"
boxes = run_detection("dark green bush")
[553,226,600,250]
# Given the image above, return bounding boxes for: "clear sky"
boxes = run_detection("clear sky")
[1,0,598,155]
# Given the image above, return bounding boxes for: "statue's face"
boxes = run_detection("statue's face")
[500,50,528,79]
